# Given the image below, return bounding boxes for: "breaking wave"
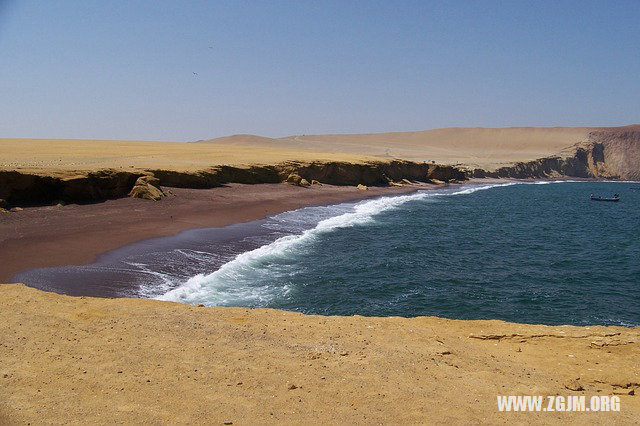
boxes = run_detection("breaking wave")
[156,183,515,306]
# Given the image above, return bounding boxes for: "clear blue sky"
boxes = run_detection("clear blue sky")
[1,0,639,141]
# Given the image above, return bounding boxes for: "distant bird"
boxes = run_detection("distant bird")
[208,46,213,49]
[193,72,198,76]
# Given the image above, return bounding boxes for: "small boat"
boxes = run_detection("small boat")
[590,194,620,202]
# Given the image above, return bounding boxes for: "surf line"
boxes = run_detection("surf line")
[155,182,520,305]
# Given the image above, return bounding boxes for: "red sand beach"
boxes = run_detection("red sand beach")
[0,183,426,282]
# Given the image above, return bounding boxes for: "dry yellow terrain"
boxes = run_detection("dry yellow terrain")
[4,125,639,182]
[1,284,638,424]
[0,127,602,178]
[0,138,377,178]
[204,127,598,169]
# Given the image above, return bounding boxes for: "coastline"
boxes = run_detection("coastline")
[0,182,434,282]
[2,179,639,423]
[1,177,619,289]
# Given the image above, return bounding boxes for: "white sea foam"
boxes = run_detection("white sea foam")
[128,261,177,295]
[155,182,518,306]
[531,180,584,184]
[448,182,519,195]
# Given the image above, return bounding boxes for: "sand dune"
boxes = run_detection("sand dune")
[202,127,600,169]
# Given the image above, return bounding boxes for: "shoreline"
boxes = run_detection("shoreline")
[2,179,639,423]
[2,177,629,290]
[0,182,436,282]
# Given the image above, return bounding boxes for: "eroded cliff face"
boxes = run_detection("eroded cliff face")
[591,126,640,181]
[471,126,640,180]
[150,161,465,188]
[279,161,465,186]
[0,161,465,207]
[470,143,613,179]
[1,126,637,207]
[0,170,140,206]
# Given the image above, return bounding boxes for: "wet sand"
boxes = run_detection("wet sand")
[0,183,427,282]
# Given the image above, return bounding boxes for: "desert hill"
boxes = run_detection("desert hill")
[202,125,640,180]
[202,127,597,169]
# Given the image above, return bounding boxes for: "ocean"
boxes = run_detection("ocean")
[15,181,640,326]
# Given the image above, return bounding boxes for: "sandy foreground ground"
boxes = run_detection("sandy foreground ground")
[0,127,598,176]
[0,284,638,425]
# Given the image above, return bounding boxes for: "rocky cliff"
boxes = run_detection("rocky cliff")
[471,126,640,180]
[589,125,640,180]
[0,161,465,207]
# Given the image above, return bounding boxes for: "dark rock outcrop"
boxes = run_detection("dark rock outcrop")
[0,170,141,207]
[284,173,304,186]
[129,176,166,201]
[276,160,466,186]
[0,161,466,207]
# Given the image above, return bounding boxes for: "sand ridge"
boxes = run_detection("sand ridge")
[3,126,639,184]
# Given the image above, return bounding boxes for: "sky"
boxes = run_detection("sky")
[0,0,639,141]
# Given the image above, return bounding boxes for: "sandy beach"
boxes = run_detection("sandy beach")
[2,177,639,424]
[0,183,426,283]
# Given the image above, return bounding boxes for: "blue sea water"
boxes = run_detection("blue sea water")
[16,182,640,326]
